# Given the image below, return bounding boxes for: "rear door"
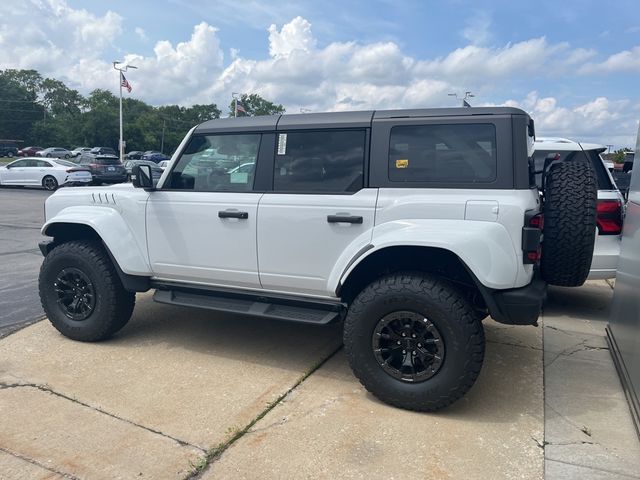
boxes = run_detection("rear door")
[257,127,377,297]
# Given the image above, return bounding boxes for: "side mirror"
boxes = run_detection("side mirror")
[132,164,154,189]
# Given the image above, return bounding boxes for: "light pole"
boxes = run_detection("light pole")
[448,91,475,107]
[112,61,137,162]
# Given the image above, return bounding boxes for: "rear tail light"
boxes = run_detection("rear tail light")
[522,212,544,264]
[597,199,623,235]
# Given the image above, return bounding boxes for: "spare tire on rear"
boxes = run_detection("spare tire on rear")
[541,160,597,287]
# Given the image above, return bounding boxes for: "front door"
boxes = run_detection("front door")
[146,132,264,289]
[257,129,377,297]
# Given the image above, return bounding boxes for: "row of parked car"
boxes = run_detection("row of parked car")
[0,145,171,190]
[11,145,171,162]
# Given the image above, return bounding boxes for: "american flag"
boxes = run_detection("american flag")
[121,72,132,93]
[236,100,246,114]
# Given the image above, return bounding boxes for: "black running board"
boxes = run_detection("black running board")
[152,285,344,325]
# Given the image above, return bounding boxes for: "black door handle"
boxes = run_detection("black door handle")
[218,210,249,219]
[327,214,363,224]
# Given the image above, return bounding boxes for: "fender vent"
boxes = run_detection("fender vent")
[91,193,117,205]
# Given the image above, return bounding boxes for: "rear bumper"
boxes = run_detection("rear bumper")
[93,174,127,183]
[483,277,547,326]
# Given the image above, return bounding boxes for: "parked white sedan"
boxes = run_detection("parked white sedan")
[0,157,92,191]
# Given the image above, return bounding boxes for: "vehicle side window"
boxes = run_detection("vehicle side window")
[37,160,52,167]
[10,160,26,167]
[24,160,38,167]
[166,134,260,191]
[273,130,365,193]
[388,124,497,183]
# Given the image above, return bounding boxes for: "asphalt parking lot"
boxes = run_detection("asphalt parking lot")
[0,187,51,335]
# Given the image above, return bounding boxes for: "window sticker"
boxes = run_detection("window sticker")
[395,159,409,169]
[277,133,287,155]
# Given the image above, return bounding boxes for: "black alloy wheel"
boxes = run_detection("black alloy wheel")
[54,267,96,321]
[372,311,445,382]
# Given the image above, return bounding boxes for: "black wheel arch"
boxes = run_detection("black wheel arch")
[40,222,150,292]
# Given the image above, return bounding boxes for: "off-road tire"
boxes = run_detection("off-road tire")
[541,161,597,287]
[39,240,135,341]
[343,272,485,411]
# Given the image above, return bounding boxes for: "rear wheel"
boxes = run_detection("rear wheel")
[343,272,485,411]
[42,175,58,191]
[7,151,13,158]
[64,154,70,159]
[39,241,135,341]
[541,161,597,286]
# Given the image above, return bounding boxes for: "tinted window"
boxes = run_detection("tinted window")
[533,150,612,190]
[167,134,260,191]
[388,124,497,183]
[273,130,365,193]
[37,160,53,167]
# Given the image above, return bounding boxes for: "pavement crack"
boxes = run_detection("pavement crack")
[0,445,81,479]
[545,339,608,368]
[486,339,543,351]
[0,381,205,453]
[531,435,547,450]
[184,344,344,480]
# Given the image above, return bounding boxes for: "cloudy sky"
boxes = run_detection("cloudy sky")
[1,0,639,147]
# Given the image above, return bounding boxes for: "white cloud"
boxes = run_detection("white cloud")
[267,16,316,58]
[0,0,122,73]
[579,46,640,74]
[461,12,492,46]
[135,27,148,42]
[498,91,639,147]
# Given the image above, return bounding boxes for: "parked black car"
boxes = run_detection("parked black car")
[123,160,163,183]
[125,151,144,160]
[0,141,20,157]
[78,155,127,184]
[90,147,118,156]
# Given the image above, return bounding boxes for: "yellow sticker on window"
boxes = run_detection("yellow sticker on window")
[395,159,409,169]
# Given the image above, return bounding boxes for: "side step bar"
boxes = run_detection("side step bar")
[152,286,345,325]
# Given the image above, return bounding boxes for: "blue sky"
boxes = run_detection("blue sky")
[2,0,639,146]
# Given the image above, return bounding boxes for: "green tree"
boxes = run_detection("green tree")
[0,70,44,141]
[613,148,632,164]
[228,93,285,117]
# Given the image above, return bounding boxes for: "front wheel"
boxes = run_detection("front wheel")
[343,272,485,411]
[64,154,70,159]
[39,241,135,341]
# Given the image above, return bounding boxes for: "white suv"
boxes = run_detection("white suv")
[534,137,624,279]
[37,108,597,411]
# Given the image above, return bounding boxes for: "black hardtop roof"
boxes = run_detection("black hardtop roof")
[194,106,528,134]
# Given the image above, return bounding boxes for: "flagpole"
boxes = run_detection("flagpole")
[119,72,123,162]
[112,61,137,162]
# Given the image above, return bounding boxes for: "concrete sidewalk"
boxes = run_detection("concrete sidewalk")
[0,282,634,479]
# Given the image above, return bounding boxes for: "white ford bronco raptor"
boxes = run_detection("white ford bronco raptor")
[38,107,597,411]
